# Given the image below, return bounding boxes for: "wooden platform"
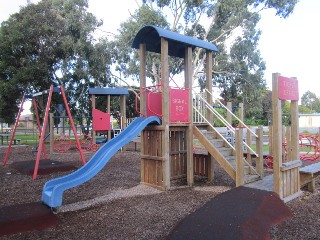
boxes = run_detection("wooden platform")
[245,175,274,192]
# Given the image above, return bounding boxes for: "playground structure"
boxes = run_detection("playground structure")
[89,87,128,144]
[40,25,220,207]
[46,87,129,153]
[0,25,303,207]
[40,25,319,207]
[3,85,86,179]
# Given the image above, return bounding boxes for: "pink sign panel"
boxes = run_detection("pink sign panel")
[170,89,189,122]
[92,109,111,131]
[146,91,162,117]
[278,76,299,100]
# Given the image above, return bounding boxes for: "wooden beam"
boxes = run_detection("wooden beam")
[272,72,283,198]
[256,126,264,177]
[107,95,111,141]
[290,77,299,161]
[139,43,147,116]
[91,94,96,143]
[236,129,244,186]
[227,102,232,125]
[161,38,170,190]
[185,46,194,186]
[120,95,126,129]
[139,43,147,184]
[239,103,244,124]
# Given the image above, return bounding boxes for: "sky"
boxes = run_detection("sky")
[0,0,319,98]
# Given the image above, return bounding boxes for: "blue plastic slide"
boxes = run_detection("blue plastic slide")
[42,116,161,208]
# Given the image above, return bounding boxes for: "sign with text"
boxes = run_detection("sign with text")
[278,76,299,101]
[170,88,189,122]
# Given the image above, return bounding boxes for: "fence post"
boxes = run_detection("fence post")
[236,128,244,186]
[256,126,264,177]
[227,102,232,125]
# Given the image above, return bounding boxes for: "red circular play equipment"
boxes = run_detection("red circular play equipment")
[79,134,93,151]
[54,133,99,153]
[264,155,273,169]
[53,134,72,153]
[264,134,320,169]
[299,134,320,161]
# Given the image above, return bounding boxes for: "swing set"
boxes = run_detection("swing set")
[3,85,86,179]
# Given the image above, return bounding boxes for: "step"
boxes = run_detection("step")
[209,139,224,148]
[215,147,233,157]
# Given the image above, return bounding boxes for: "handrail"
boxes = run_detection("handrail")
[194,91,234,132]
[204,89,258,138]
[193,106,235,150]
[193,104,261,177]
[192,90,259,158]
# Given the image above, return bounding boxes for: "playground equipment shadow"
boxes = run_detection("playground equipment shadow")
[1,146,320,239]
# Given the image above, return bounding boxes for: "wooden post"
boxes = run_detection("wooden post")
[139,43,147,184]
[205,51,214,181]
[290,78,299,161]
[139,43,147,116]
[206,51,213,125]
[246,127,252,170]
[256,126,264,177]
[107,95,111,141]
[120,95,126,129]
[185,47,194,185]
[268,125,273,156]
[227,102,232,125]
[239,103,244,124]
[91,94,96,143]
[285,127,291,162]
[161,38,170,190]
[236,128,244,186]
[272,72,283,198]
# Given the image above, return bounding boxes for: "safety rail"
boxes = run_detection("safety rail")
[193,90,259,158]
[192,90,263,178]
[193,106,234,150]
[205,89,258,138]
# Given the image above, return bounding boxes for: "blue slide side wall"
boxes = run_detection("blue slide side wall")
[42,116,161,208]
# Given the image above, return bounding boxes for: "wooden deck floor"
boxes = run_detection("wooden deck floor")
[245,174,274,192]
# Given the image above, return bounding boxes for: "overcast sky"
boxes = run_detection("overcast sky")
[1,0,319,98]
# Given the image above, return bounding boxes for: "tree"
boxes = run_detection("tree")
[0,0,111,123]
[112,0,298,121]
[299,105,314,114]
[301,91,320,112]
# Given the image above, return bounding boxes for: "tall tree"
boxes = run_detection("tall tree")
[301,91,320,112]
[112,0,298,121]
[0,0,111,123]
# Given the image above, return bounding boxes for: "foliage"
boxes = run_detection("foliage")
[301,91,320,112]
[0,0,112,123]
[112,0,298,122]
[299,105,314,114]
[0,0,300,125]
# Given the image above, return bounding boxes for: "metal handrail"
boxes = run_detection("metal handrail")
[204,89,258,138]
[192,90,259,158]
[193,106,235,149]
[193,105,260,177]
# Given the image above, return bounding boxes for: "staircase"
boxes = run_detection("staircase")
[193,90,264,186]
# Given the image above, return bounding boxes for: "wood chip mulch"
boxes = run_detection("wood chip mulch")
[0,145,320,239]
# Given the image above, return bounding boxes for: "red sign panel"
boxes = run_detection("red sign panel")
[146,91,162,117]
[170,89,189,122]
[278,76,299,100]
[92,109,111,131]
